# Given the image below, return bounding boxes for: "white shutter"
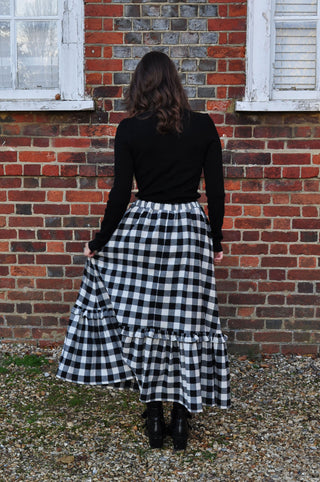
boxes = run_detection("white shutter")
[273,0,318,94]
[275,0,317,16]
[274,22,317,90]
[236,0,320,111]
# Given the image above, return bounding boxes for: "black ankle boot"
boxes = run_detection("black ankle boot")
[168,403,191,451]
[142,402,166,449]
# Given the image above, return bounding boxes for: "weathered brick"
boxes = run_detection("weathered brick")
[180,5,198,17]
[171,19,187,31]
[0,0,318,354]
[162,5,178,17]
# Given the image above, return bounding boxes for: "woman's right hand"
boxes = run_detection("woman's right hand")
[213,251,223,264]
[84,242,96,258]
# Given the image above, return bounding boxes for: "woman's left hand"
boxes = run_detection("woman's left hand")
[214,251,223,264]
[84,242,96,258]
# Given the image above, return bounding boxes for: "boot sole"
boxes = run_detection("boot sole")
[149,437,164,449]
[172,436,188,451]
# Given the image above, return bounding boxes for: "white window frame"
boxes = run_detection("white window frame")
[236,0,320,112]
[0,0,94,111]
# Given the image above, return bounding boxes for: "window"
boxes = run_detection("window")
[236,0,320,112]
[0,0,94,110]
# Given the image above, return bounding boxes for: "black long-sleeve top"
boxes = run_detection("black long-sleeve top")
[89,110,225,253]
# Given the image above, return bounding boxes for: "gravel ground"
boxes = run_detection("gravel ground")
[0,342,319,482]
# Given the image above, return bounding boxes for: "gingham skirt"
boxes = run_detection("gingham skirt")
[57,200,230,412]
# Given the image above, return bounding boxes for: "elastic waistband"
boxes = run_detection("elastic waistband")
[133,199,200,212]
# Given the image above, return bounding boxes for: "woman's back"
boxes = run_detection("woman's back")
[116,110,222,204]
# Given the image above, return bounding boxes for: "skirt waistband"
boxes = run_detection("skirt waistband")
[133,199,200,212]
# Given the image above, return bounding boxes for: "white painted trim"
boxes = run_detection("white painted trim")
[236,99,320,112]
[243,0,273,103]
[236,0,320,113]
[0,99,95,111]
[0,0,93,111]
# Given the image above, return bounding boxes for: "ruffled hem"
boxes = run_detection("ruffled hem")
[57,307,230,412]
[75,307,228,344]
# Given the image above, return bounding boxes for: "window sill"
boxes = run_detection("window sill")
[0,99,95,111]
[236,99,320,112]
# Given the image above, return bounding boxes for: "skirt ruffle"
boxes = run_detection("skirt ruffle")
[57,307,230,412]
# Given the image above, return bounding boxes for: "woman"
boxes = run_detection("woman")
[57,51,230,451]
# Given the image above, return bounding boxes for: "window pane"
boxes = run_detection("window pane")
[0,21,11,88]
[0,0,10,16]
[15,0,58,17]
[275,0,317,16]
[16,21,58,88]
[274,23,316,90]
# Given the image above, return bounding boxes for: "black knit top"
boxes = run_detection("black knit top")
[89,110,225,253]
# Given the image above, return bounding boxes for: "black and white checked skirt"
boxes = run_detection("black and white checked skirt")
[57,200,230,412]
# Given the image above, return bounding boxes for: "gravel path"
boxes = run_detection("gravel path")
[0,343,319,481]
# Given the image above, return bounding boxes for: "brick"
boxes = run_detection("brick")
[291,245,320,256]
[187,18,206,30]
[255,331,292,343]
[208,18,246,31]
[171,19,187,31]
[304,179,319,191]
[281,345,318,356]
[86,59,122,72]
[273,153,310,165]
[288,269,320,281]
[143,32,162,45]
[254,126,292,138]
[235,219,271,229]
[232,193,271,204]
[229,31,246,45]
[11,242,46,252]
[208,46,245,58]
[230,269,267,280]
[0,152,17,163]
[261,231,298,243]
[57,152,86,164]
[261,257,297,268]
[5,135,31,147]
[86,31,123,45]
[66,191,102,203]
[265,179,303,192]
[293,219,320,230]
[227,343,260,356]
[11,266,46,277]
[19,151,56,163]
[208,73,245,85]
[0,327,13,338]
[291,193,320,205]
[229,3,247,16]
[232,152,271,165]
[85,17,102,30]
[199,4,218,17]
[242,178,263,190]
[37,230,72,241]
[229,293,266,305]
[300,231,318,243]
[23,125,59,136]
[228,59,245,71]
[85,4,123,17]
[114,18,132,31]
[228,319,264,330]
[287,294,320,306]
[13,328,32,339]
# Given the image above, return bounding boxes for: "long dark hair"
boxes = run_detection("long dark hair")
[124,51,190,134]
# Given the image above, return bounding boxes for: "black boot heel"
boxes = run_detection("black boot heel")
[142,402,166,449]
[168,403,191,451]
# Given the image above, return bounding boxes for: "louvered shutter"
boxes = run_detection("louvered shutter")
[273,1,318,92]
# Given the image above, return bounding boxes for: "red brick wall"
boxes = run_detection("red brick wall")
[1,0,319,355]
